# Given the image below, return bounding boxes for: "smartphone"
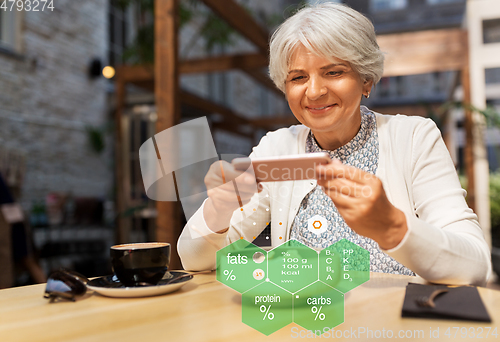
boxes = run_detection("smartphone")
[232,152,331,182]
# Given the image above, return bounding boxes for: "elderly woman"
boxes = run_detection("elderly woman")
[177,3,491,285]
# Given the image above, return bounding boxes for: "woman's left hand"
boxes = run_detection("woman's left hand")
[316,159,408,250]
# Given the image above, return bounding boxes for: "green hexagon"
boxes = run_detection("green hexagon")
[242,281,293,335]
[267,239,318,293]
[330,239,370,293]
[294,281,344,335]
[318,245,341,288]
[216,239,267,293]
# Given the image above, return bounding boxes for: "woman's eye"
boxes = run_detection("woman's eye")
[291,76,304,81]
[327,71,343,76]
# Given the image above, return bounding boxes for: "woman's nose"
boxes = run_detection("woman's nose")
[306,77,327,100]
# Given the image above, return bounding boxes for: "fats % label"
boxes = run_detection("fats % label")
[223,269,236,281]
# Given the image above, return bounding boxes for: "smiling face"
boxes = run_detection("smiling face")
[285,44,373,150]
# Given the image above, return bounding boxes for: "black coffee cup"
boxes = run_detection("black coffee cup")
[110,242,170,287]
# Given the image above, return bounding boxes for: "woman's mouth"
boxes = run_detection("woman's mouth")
[306,104,336,114]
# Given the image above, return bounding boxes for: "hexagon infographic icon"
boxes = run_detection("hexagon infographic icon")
[294,281,344,335]
[330,239,370,293]
[267,239,319,293]
[216,238,370,336]
[216,239,268,293]
[318,245,341,288]
[307,214,328,235]
[242,281,293,335]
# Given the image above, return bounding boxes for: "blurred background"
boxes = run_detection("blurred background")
[1,0,499,287]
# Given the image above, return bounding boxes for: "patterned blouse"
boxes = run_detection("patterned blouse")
[290,107,415,276]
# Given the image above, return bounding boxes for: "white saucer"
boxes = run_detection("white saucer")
[87,271,193,298]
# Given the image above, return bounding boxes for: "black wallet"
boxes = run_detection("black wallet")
[401,283,491,322]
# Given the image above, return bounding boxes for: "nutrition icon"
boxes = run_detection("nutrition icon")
[216,238,370,335]
[307,215,328,235]
[216,239,267,293]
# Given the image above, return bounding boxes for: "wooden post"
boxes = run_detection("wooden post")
[200,0,269,54]
[462,63,476,212]
[155,0,181,269]
[0,215,13,288]
[114,69,128,244]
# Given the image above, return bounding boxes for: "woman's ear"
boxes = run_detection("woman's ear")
[363,79,374,93]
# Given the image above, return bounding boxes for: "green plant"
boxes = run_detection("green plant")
[459,172,500,234]
[85,126,105,154]
[458,174,467,191]
[199,11,237,52]
[121,204,147,218]
[431,101,500,234]
[116,0,286,64]
[491,172,500,230]
[116,0,155,65]
[438,101,500,128]
[117,0,239,64]
[122,24,155,65]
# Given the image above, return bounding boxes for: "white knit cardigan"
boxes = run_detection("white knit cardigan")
[178,112,491,285]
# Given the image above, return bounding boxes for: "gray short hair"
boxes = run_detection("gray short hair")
[269,2,384,93]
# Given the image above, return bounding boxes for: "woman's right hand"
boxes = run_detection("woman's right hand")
[203,160,258,233]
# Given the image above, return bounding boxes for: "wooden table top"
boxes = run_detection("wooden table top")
[0,272,499,342]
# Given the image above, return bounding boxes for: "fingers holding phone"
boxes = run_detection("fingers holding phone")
[315,160,407,249]
[204,160,258,214]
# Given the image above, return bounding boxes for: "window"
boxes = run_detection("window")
[108,1,134,66]
[427,0,463,4]
[371,0,407,12]
[485,68,500,84]
[306,0,341,3]
[0,10,21,52]
[378,77,391,97]
[483,19,500,44]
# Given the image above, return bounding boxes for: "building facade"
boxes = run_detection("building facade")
[0,0,112,208]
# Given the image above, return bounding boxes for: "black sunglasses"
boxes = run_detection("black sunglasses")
[43,269,89,302]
